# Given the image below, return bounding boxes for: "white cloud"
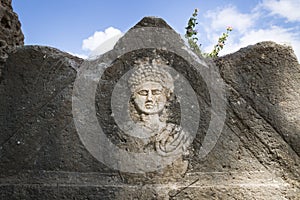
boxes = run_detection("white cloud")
[82,27,123,52]
[89,33,123,59]
[201,4,300,61]
[261,0,300,22]
[239,26,298,47]
[204,6,257,33]
[219,26,300,60]
[67,52,88,59]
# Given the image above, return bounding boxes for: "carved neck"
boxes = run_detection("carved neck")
[140,113,166,131]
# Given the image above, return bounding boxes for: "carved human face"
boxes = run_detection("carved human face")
[133,81,167,114]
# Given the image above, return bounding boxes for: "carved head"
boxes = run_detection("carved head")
[128,58,174,115]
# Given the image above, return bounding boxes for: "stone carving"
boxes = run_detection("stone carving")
[0,15,299,199]
[128,57,189,157]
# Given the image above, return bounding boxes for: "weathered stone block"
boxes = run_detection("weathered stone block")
[0,16,299,200]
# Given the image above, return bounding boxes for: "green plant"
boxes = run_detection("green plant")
[185,9,233,58]
[185,9,202,55]
[208,26,233,58]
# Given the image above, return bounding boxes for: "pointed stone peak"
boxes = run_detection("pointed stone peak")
[133,16,173,29]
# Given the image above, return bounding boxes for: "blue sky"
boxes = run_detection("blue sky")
[13,0,300,60]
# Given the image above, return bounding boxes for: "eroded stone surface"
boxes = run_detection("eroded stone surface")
[216,42,300,156]
[0,46,115,174]
[0,17,299,200]
[0,0,24,74]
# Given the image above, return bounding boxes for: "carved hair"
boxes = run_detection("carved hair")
[128,57,174,93]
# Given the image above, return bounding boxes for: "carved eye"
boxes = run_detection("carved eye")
[137,90,148,96]
[152,89,162,95]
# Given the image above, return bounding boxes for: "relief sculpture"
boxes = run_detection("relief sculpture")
[128,58,189,159]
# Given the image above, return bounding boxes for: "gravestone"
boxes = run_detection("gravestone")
[0,17,299,200]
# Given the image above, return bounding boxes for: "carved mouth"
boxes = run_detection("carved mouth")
[145,102,154,109]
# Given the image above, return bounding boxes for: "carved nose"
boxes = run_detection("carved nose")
[146,90,152,101]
